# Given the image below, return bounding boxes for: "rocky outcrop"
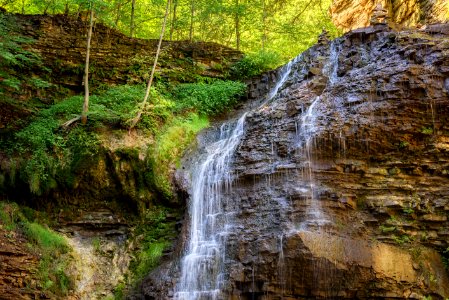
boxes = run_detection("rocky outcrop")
[143,24,449,298]
[0,228,39,300]
[331,0,449,31]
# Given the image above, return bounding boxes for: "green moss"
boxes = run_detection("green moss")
[150,113,209,198]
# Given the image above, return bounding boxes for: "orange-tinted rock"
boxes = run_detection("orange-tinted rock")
[331,0,449,31]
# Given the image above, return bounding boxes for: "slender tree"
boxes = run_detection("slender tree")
[169,0,177,40]
[130,0,135,37]
[189,0,194,41]
[81,1,93,124]
[129,0,170,131]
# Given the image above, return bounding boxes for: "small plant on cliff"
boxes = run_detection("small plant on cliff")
[421,126,433,135]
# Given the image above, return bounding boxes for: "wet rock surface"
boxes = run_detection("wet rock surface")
[143,24,449,299]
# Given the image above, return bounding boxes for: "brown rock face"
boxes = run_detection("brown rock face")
[143,24,449,299]
[331,0,449,31]
[0,228,39,299]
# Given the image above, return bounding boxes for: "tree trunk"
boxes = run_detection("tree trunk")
[130,0,136,37]
[262,0,267,50]
[115,1,122,28]
[189,0,194,42]
[170,0,178,41]
[81,7,94,125]
[235,0,241,50]
[129,0,170,131]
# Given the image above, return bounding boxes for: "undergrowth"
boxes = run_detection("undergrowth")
[230,50,283,79]
[5,79,245,198]
[0,201,72,295]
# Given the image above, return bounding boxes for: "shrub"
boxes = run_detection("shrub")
[230,50,283,79]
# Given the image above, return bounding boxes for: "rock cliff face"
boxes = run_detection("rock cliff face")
[142,24,449,298]
[331,0,449,31]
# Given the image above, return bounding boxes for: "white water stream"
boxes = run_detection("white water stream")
[173,38,348,297]
[175,55,302,300]
[175,42,341,299]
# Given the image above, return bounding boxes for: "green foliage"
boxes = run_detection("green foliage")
[403,206,415,215]
[398,141,409,149]
[0,201,21,230]
[230,50,282,79]
[379,225,396,233]
[392,234,412,245]
[421,126,433,135]
[2,0,339,60]
[0,13,50,94]
[13,84,170,194]
[173,80,246,115]
[12,78,243,197]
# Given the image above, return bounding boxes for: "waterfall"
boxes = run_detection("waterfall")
[175,54,302,300]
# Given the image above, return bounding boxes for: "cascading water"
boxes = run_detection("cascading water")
[175,54,302,300]
[294,40,341,232]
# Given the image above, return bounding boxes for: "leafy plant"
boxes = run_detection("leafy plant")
[392,234,412,245]
[379,224,396,233]
[421,126,433,135]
